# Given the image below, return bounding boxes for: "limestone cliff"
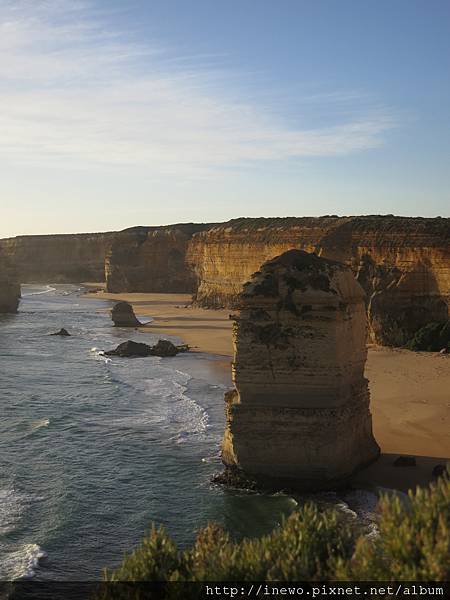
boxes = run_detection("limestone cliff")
[0,247,20,312]
[0,232,116,283]
[187,216,450,346]
[105,224,211,293]
[2,216,448,347]
[221,249,379,490]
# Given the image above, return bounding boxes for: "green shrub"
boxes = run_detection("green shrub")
[406,321,450,352]
[102,474,449,584]
[335,473,450,581]
[105,504,355,583]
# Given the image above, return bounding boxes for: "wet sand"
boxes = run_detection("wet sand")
[86,289,450,493]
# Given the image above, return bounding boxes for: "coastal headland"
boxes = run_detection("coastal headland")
[86,286,450,493]
[2,216,449,349]
[1,214,448,492]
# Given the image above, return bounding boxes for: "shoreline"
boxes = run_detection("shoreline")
[83,287,233,357]
[84,287,450,494]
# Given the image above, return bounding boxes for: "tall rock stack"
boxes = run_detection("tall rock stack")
[0,248,20,313]
[221,249,380,490]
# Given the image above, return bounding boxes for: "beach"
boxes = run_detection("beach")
[86,288,450,492]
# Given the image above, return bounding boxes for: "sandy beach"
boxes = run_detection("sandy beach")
[86,288,450,492]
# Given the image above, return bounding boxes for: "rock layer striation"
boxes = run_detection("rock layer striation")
[105,224,211,293]
[2,216,448,347]
[221,249,380,490]
[187,216,450,346]
[0,232,116,283]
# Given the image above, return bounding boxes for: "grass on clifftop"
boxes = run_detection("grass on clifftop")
[101,473,449,584]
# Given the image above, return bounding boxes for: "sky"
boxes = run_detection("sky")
[1,0,449,237]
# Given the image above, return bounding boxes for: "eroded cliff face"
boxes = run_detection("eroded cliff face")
[187,216,450,346]
[105,224,211,293]
[221,249,379,489]
[0,232,116,283]
[0,248,20,312]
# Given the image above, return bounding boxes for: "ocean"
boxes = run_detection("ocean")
[0,285,378,580]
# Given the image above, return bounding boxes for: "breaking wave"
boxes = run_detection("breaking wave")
[31,418,50,431]
[0,543,47,580]
[21,285,56,297]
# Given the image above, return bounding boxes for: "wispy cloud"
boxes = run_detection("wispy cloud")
[0,0,396,178]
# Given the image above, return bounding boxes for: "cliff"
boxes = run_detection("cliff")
[221,249,379,489]
[105,224,211,293]
[187,216,450,346]
[0,232,116,283]
[0,247,20,312]
[2,215,448,347]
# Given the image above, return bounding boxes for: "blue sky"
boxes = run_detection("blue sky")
[1,0,449,237]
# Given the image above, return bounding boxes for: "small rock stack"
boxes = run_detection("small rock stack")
[221,249,380,490]
[111,301,142,327]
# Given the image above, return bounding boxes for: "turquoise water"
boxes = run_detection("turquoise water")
[0,285,303,581]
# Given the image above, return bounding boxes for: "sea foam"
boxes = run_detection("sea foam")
[0,543,47,580]
[31,418,50,431]
[21,285,56,298]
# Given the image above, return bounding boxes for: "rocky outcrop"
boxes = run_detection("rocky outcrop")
[187,216,450,346]
[0,247,20,313]
[104,339,189,357]
[0,232,116,283]
[221,249,380,490]
[50,328,71,336]
[105,224,211,293]
[111,302,142,327]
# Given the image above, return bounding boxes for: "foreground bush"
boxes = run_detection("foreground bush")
[335,473,450,580]
[406,321,450,352]
[103,474,449,582]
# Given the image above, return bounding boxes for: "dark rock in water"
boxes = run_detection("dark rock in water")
[104,339,189,358]
[432,464,448,478]
[50,328,71,337]
[393,455,416,467]
[111,301,141,327]
[151,339,180,357]
[153,340,189,356]
[212,467,258,491]
[104,340,152,357]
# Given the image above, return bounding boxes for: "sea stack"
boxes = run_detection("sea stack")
[221,249,380,490]
[0,248,20,313]
[111,301,142,327]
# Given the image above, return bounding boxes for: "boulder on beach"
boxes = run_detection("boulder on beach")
[50,328,71,337]
[104,339,189,358]
[111,301,141,327]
